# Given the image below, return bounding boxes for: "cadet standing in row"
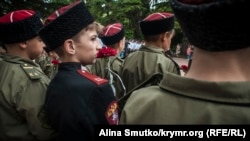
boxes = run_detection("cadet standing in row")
[120,12,180,93]
[90,23,126,99]
[39,1,118,140]
[120,0,250,124]
[0,10,54,140]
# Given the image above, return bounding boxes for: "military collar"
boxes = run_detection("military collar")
[139,45,165,54]
[160,72,250,105]
[58,62,82,71]
[1,53,39,67]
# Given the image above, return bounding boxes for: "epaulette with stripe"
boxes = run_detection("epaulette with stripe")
[20,63,41,79]
[77,70,108,85]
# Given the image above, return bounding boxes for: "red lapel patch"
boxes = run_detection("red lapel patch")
[77,70,108,85]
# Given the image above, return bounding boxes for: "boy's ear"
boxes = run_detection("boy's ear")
[159,32,167,41]
[64,39,76,55]
[19,41,28,49]
[118,37,125,50]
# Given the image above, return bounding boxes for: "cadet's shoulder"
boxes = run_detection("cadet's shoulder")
[111,57,123,65]
[0,61,42,83]
[77,70,108,86]
[0,59,23,71]
[20,63,42,79]
[127,86,164,104]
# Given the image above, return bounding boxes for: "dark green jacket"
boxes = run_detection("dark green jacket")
[120,45,180,93]
[0,54,54,141]
[120,72,250,124]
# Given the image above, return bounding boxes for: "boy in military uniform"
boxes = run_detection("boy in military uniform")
[120,0,250,124]
[120,12,180,94]
[0,10,54,140]
[90,23,126,99]
[39,1,118,140]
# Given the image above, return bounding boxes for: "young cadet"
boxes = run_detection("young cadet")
[0,10,54,140]
[90,23,126,99]
[39,1,119,140]
[120,12,180,94]
[120,0,250,124]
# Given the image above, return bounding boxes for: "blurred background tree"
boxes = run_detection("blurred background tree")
[0,0,188,57]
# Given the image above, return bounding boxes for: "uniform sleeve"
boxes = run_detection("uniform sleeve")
[15,79,55,141]
[90,83,119,125]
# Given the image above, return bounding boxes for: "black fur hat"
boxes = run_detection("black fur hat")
[0,10,43,44]
[39,1,94,50]
[170,0,250,51]
[140,12,175,36]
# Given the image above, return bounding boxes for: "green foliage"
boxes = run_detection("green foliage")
[0,0,75,17]
[0,0,185,46]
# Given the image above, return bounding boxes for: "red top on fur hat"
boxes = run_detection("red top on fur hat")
[0,10,35,23]
[140,12,174,36]
[0,10,43,44]
[45,1,80,25]
[101,23,123,36]
[99,23,125,45]
[142,12,173,21]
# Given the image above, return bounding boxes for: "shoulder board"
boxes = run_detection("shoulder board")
[20,63,41,79]
[77,70,108,85]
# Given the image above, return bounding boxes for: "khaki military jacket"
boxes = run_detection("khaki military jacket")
[90,56,125,99]
[120,45,180,93]
[120,72,250,124]
[0,54,54,141]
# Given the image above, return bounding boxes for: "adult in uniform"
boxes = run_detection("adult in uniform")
[0,10,54,140]
[120,12,180,94]
[120,0,250,124]
[90,23,126,99]
[39,1,119,140]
